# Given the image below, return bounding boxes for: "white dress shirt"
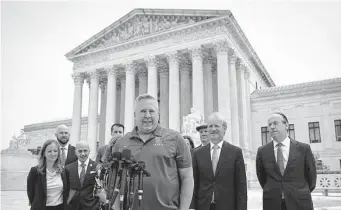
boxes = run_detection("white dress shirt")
[210,141,224,161]
[273,136,290,169]
[78,158,90,178]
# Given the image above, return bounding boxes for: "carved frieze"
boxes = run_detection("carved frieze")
[79,15,212,54]
[72,24,227,71]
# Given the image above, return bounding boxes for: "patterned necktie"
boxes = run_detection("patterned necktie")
[80,163,86,186]
[277,143,285,175]
[211,144,220,203]
[212,144,219,175]
[61,147,66,167]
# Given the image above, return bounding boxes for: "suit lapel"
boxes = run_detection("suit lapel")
[215,141,229,177]
[41,170,47,195]
[202,145,214,178]
[283,139,298,177]
[82,160,93,186]
[72,161,81,187]
[267,142,282,176]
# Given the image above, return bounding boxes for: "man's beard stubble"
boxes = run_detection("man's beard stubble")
[57,137,69,146]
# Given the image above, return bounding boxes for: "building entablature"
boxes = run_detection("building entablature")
[23,116,100,132]
[251,77,341,102]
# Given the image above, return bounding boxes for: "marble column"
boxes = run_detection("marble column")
[105,67,118,144]
[71,73,84,145]
[244,69,252,150]
[190,47,205,115]
[116,82,121,123]
[214,41,232,142]
[167,51,181,131]
[228,51,240,147]
[212,63,218,112]
[203,56,214,120]
[159,65,169,128]
[87,71,100,159]
[138,70,148,95]
[145,56,158,99]
[99,79,107,147]
[236,62,249,151]
[124,63,136,132]
[180,60,192,128]
[119,77,126,124]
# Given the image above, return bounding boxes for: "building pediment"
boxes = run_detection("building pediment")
[65,9,230,58]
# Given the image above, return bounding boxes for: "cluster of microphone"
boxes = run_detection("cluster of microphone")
[95,149,151,210]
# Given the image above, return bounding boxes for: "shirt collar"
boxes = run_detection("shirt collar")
[130,125,163,139]
[210,140,224,150]
[78,158,90,167]
[60,143,69,149]
[273,136,290,148]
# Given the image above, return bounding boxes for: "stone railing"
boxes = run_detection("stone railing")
[316,174,341,196]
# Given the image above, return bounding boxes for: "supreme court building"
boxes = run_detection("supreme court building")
[10,9,341,187]
[65,8,272,160]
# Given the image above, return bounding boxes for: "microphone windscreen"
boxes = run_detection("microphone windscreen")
[122,149,132,160]
[138,161,145,167]
[113,152,122,160]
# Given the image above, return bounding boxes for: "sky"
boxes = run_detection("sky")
[1,1,341,150]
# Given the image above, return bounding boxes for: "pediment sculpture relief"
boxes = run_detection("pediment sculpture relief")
[79,15,212,54]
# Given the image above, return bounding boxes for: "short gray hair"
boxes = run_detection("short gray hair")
[207,112,227,131]
[134,94,158,109]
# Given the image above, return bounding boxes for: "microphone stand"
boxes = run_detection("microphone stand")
[137,161,150,210]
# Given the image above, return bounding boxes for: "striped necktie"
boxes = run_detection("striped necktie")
[80,163,86,186]
[61,147,66,167]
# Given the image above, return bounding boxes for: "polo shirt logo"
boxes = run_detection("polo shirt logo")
[153,137,163,146]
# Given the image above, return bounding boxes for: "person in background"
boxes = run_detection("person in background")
[55,124,77,167]
[96,123,124,164]
[65,141,100,210]
[256,112,316,210]
[27,139,68,210]
[191,112,247,210]
[196,123,209,148]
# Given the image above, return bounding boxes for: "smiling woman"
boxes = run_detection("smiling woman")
[27,139,68,210]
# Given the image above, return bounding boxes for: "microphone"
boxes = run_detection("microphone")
[107,152,122,210]
[119,149,132,210]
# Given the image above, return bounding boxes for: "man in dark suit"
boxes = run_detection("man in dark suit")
[65,141,100,210]
[256,112,317,210]
[195,123,209,148]
[55,124,77,166]
[190,112,247,210]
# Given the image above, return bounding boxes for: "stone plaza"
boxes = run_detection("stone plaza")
[1,190,341,210]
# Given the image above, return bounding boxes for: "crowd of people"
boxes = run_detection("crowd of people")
[27,93,317,210]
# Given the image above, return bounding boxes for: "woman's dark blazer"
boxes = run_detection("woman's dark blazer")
[27,166,68,210]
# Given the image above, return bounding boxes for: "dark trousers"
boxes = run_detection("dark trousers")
[209,203,216,210]
[281,199,287,210]
[46,204,64,210]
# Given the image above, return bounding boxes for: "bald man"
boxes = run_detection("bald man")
[55,124,77,166]
[65,141,100,210]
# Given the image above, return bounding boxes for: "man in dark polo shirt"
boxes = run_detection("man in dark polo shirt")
[112,93,194,210]
[196,123,209,148]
